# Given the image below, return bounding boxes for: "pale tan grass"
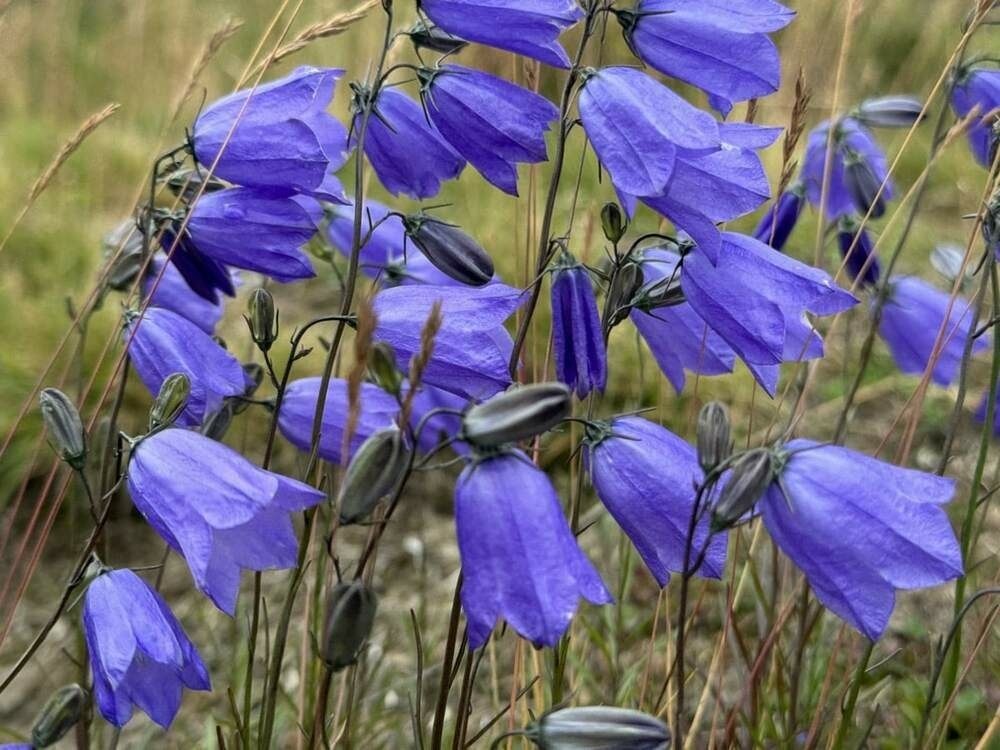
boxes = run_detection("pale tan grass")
[0,102,120,256]
[169,16,245,126]
[250,0,379,77]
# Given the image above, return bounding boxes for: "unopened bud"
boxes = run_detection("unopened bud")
[605,262,643,328]
[367,342,403,396]
[102,220,147,292]
[201,403,236,441]
[461,383,571,448]
[844,156,887,218]
[407,21,467,55]
[31,683,86,748]
[339,427,410,524]
[321,582,377,671]
[855,96,925,128]
[149,373,191,431]
[166,168,227,203]
[982,189,1000,253]
[635,274,685,311]
[247,288,278,353]
[697,402,731,473]
[711,448,775,531]
[600,202,628,244]
[930,244,968,284]
[527,706,670,750]
[403,215,494,287]
[39,389,87,471]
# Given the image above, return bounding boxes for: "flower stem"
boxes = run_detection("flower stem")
[831,639,874,750]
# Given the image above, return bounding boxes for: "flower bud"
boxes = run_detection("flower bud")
[102,219,147,292]
[367,342,404,396]
[149,373,191,431]
[403,215,494,287]
[711,448,775,531]
[39,388,87,471]
[247,288,278,353]
[407,20,468,54]
[930,244,968,284]
[527,706,670,750]
[697,402,731,473]
[461,383,571,448]
[30,683,86,748]
[982,188,1000,254]
[339,427,411,525]
[634,274,685,311]
[201,403,236,441]
[166,168,227,203]
[600,202,628,244]
[321,581,377,671]
[605,262,643,328]
[855,96,925,128]
[845,156,887,218]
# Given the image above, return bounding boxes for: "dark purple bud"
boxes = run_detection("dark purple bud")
[752,187,804,251]
[149,373,191,431]
[855,96,925,128]
[39,389,86,471]
[712,448,775,531]
[247,288,278,353]
[605,262,643,328]
[837,224,881,287]
[367,342,404,396]
[461,383,571,447]
[407,20,468,55]
[528,706,671,750]
[321,582,377,671]
[697,402,731,473]
[31,683,86,748]
[551,262,607,398]
[845,155,887,218]
[403,215,494,286]
[339,427,411,525]
[600,202,628,244]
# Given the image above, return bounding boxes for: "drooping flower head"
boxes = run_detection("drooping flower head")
[183,188,320,283]
[417,0,584,69]
[950,66,1000,167]
[755,440,962,640]
[355,87,465,199]
[753,184,805,251]
[193,66,348,195]
[878,276,987,387]
[802,117,894,220]
[641,234,857,396]
[578,66,720,201]
[159,223,236,303]
[373,283,524,400]
[83,568,210,728]
[419,65,559,196]
[127,428,325,614]
[124,307,248,427]
[141,255,227,335]
[635,123,780,262]
[585,416,728,586]
[629,249,737,393]
[278,377,400,465]
[550,257,607,397]
[456,450,612,649]
[616,0,795,115]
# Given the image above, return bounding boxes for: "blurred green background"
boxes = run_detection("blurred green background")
[1,0,997,746]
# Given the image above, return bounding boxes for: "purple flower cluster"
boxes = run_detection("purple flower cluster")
[74,0,976,736]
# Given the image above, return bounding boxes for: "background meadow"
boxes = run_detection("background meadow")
[1,0,999,747]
